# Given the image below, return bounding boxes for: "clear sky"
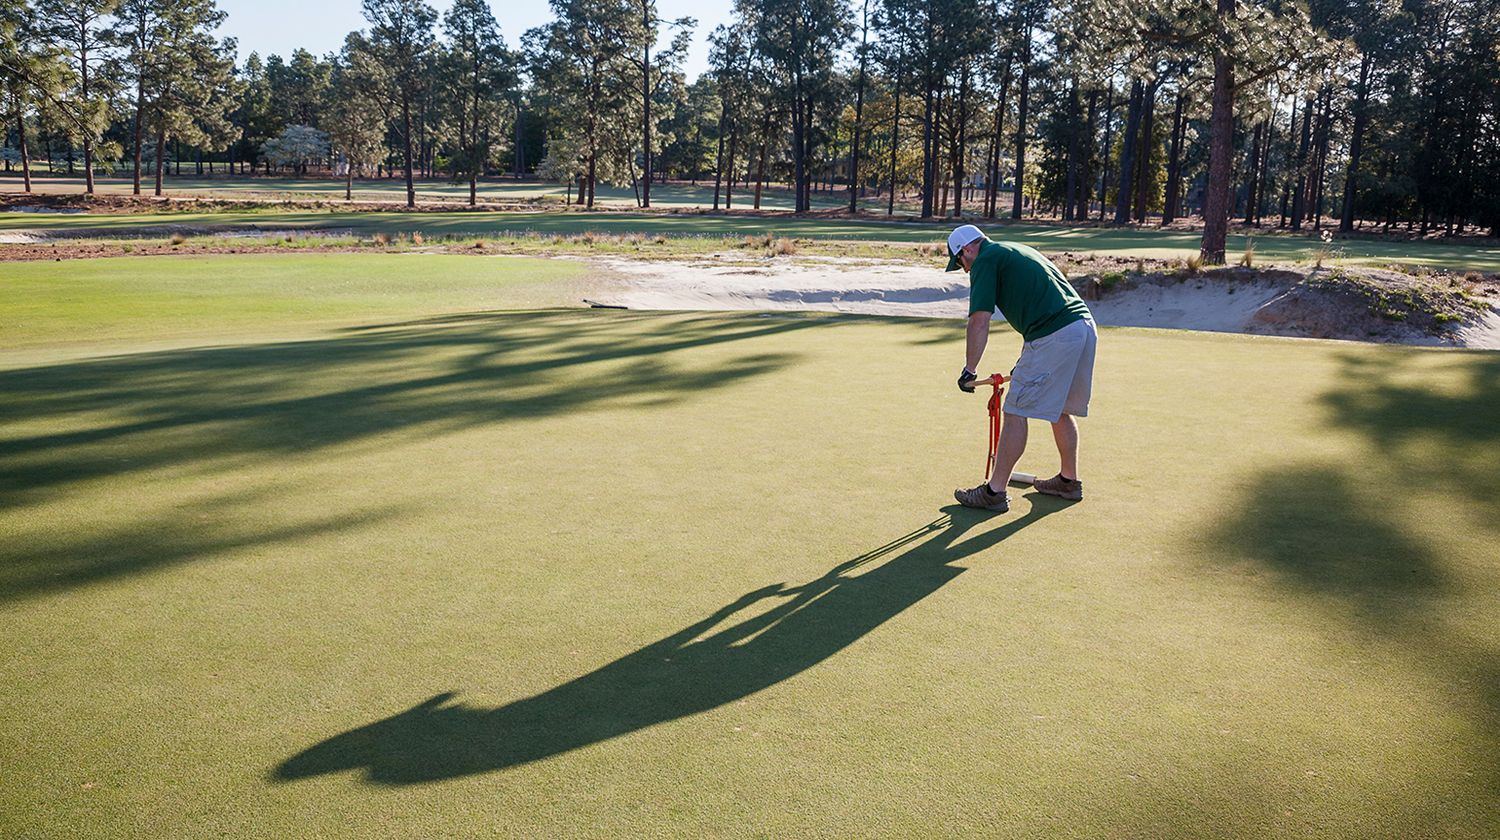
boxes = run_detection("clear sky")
[213,0,733,81]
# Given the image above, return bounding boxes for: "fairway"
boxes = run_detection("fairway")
[6,208,1499,273]
[0,174,862,211]
[3,255,1498,838]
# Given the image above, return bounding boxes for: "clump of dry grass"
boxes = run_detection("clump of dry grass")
[1238,239,1255,268]
[1133,258,1146,275]
[773,238,798,256]
[411,231,424,245]
[373,232,392,246]
[169,232,187,246]
[654,234,668,245]
[1185,253,1203,274]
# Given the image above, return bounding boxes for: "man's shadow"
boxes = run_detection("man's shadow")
[275,498,1064,785]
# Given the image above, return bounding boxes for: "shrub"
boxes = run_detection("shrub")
[1100,271,1125,287]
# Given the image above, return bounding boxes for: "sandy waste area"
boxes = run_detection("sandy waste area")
[589,257,1500,349]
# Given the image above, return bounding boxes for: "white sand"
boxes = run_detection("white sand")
[590,256,1500,349]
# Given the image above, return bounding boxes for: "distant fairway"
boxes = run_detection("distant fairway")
[4,205,1498,272]
[0,173,865,211]
[3,254,1497,838]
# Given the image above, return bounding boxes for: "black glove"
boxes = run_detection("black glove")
[957,368,977,393]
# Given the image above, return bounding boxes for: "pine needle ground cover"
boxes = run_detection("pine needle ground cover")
[2,255,1497,838]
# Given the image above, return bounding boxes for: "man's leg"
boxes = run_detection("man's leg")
[1051,413,1078,480]
[989,411,1028,492]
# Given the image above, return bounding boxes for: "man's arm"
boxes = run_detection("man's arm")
[965,310,992,373]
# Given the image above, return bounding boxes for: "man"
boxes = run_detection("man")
[946,224,1097,513]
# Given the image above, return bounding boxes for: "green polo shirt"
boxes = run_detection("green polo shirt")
[967,239,1091,341]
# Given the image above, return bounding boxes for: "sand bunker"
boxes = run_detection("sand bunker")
[592,257,1500,349]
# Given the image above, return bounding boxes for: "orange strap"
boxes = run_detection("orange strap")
[984,376,1005,480]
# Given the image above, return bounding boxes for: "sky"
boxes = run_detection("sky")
[213,0,734,82]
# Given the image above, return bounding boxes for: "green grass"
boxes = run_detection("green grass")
[0,254,587,355]
[6,207,1499,271]
[3,255,1499,838]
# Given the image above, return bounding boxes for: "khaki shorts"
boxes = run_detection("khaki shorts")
[1003,318,1097,422]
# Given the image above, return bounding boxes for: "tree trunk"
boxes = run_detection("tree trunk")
[132,70,145,195]
[1290,95,1312,230]
[849,0,870,213]
[986,59,1013,219]
[16,111,30,192]
[641,0,653,208]
[1098,85,1114,221]
[154,128,166,197]
[1132,78,1158,223]
[1241,120,1262,225]
[402,94,416,208]
[792,69,807,213]
[1074,90,1097,220]
[1199,0,1236,265]
[1340,54,1374,232]
[887,66,902,216]
[756,137,767,210]
[1311,89,1332,229]
[1010,28,1032,220]
[952,65,970,218]
[1064,85,1080,221]
[1164,86,1188,225]
[1114,79,1143,225]
[920,80,935,218]
[725,123,737,209]
[713,98,727,210]
[80,33,95,194]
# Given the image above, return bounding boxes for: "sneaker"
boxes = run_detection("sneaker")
[1033,473,1084,501]
[954,483,1010,512]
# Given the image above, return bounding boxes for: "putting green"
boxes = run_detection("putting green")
[2,255,1497,838]
[4,208,1499,272]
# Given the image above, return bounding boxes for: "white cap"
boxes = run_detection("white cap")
[946,224,984,271]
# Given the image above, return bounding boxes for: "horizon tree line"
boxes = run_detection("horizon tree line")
[3,0,1498,257]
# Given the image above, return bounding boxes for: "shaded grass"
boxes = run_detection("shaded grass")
[2,254,1498,837]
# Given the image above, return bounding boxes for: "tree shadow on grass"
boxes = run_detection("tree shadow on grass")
[0,491,404,603]
[1317,351,1500,524]
[273,499,1066,785]
[0,310,811,510]
[1199,351,1500,824]
[0,310,815,601]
